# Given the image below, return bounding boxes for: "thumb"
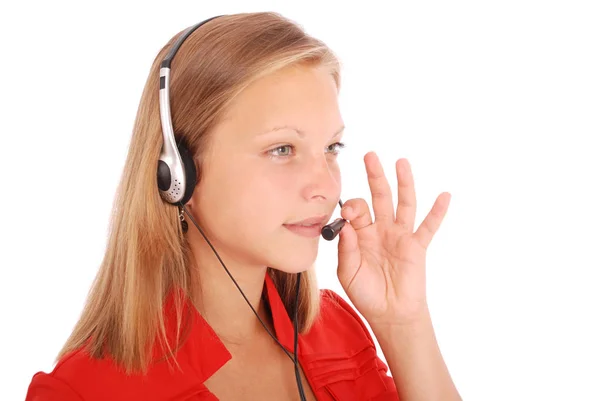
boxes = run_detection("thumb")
[337,220,361,286]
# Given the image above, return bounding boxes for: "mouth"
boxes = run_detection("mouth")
[283,215,329,238]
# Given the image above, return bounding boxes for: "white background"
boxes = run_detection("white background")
[1,1,599,400]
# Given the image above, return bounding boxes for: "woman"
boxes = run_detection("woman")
[25,12,460,401]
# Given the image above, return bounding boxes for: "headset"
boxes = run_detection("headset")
[156,15,347,400]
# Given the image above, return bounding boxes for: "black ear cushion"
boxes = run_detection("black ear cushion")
[176,138,197,205]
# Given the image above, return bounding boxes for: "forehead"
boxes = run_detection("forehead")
[219,64,342,138]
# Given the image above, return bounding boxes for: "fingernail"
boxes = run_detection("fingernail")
[342,206,353,216]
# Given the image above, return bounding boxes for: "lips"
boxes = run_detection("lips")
[283,218,327,238]
[286,215,328,227]
[283,215,329,238]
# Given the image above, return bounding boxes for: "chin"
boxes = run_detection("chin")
[260,228,320,272]
[268,246,319,274]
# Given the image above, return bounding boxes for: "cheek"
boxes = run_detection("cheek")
[235,169,296,218]
[331,163,342,183]
[199,165,293,225]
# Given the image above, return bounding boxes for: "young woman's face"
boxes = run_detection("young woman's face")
[190,64,345,273]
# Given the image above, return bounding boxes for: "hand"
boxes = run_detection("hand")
[337,152,451,326]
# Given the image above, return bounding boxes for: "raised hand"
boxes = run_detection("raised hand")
[337,152,451,326]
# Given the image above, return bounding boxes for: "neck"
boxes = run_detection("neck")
[187,229,273,347]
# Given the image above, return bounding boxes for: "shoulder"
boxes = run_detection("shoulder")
[24,347,211,401]
[25,366,84,401]
[25,349,97,401]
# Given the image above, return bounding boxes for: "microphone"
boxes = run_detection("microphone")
[321,200,347,241]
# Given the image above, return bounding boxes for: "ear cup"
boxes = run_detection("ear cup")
[176,138,197,205]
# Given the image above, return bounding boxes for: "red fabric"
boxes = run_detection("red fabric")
[25,272,399,400]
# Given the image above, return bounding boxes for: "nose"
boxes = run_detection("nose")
[300,154,341,202]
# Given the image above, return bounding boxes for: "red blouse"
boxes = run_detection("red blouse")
[25,272,399,400]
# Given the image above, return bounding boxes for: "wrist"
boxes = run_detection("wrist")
[368,303,432,331]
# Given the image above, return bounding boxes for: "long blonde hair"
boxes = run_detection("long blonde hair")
[56,12,342,375]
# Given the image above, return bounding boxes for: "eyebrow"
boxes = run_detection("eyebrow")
[257,124,345,139]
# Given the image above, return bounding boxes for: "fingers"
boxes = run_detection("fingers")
[364,152,395,222]
[341,198,372,231]
[414,192,451,249]
[395,158,417,231]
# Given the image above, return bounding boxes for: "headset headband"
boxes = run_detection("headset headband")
[157,15,224,204]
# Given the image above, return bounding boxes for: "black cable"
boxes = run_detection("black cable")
[293,272,308,401]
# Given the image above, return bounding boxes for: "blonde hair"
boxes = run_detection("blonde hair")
[56,12,342,375]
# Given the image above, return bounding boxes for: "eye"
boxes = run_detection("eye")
[266,142,346,159]
[267,145,294,158]
[326,141,346,155]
